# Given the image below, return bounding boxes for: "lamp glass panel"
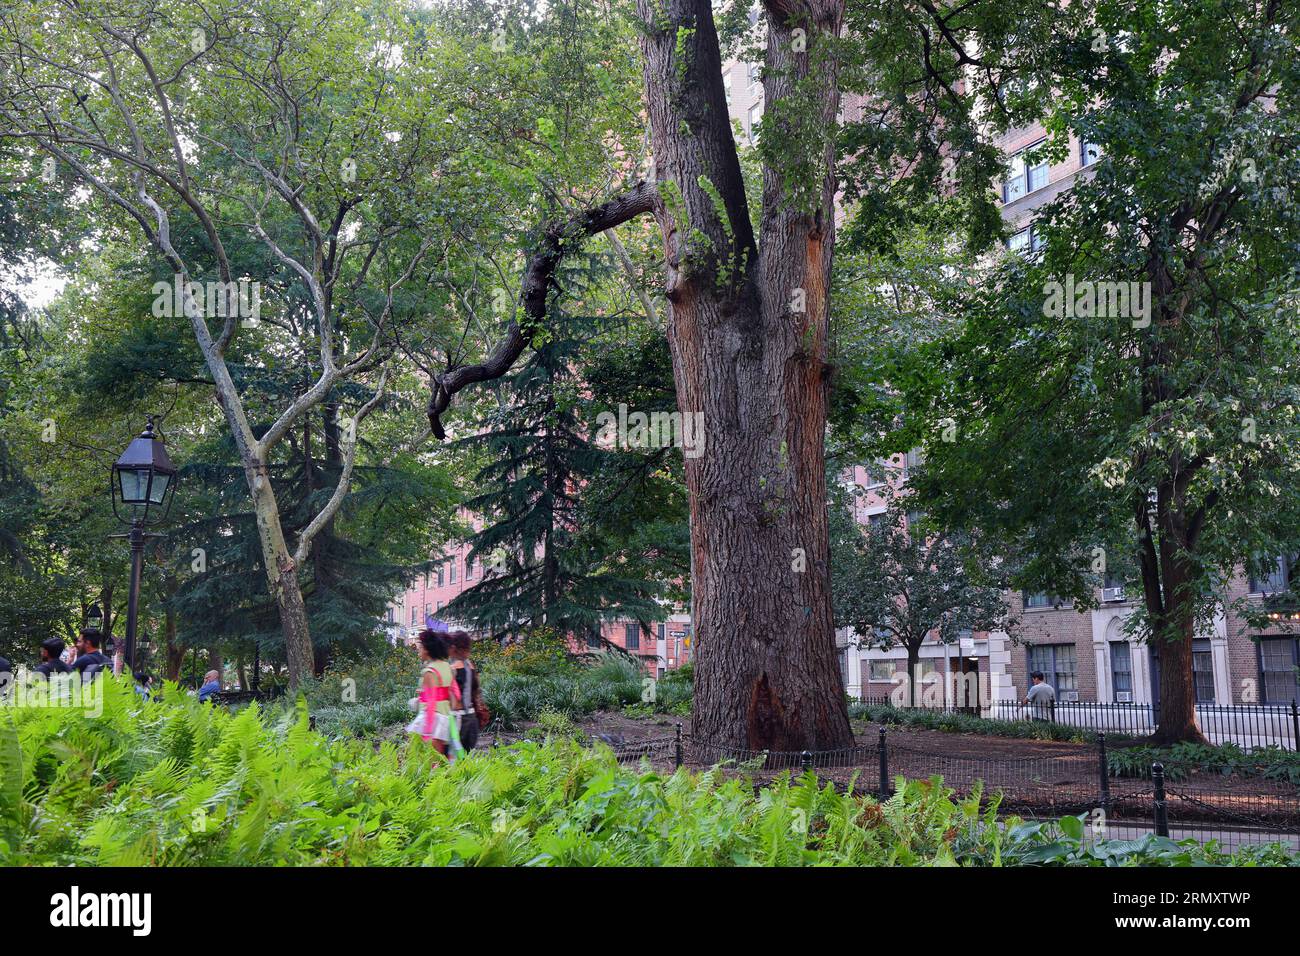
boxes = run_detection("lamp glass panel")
[148,471,170,504]
[118,467,150,503]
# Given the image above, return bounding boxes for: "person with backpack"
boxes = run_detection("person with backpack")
[449,631,488,752]
[71,630,111,680]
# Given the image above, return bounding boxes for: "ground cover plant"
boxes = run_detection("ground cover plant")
[1106,742,1300,785]
[2,676,1294,866]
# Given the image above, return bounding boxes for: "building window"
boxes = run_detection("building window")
[1081,138,1101,166]
[436,567,444,587]
[747,63,760,94]
[1260,638,1299,704]
[1109,641,1133,702]
[586,627,601,650]
[1006,226,1044,255]
[1022,591,1068,610]
[465,558,474,579]
[424,603,431,622]
[724,70,732,106]
[657,623,666,640]
[904,448,923,473]
[1028,644,1078,701]
[868,660,895,681]
[1192,639,1215,703]
[1249,555,1292,595]
[624,623,640,651]
[448,560,457,584]
[747,102,763,141]
[1003,142,1049,203]
[410,606,418,625]
[386,607,394,623]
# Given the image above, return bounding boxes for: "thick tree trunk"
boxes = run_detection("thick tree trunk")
[1151,613,1208,745]
[427,0,852,752]
[639,0,852,752]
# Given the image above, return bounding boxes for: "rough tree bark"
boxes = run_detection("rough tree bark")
[429,0,853,751]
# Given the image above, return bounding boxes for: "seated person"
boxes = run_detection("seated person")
[197,669,222,703]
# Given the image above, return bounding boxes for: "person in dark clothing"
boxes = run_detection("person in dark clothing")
[34,638,72,678]
[72,630,111,680]
[0,655,11,699]
[448,631,486,752]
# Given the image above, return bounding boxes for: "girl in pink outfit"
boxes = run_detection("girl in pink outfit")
[406,629,461,759]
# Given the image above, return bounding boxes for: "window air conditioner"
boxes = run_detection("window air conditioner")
[1116,691,1132,703]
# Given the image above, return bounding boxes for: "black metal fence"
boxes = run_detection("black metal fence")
[852,694,1300,750]
[519,725,1300,851]
[989,700,1300,750]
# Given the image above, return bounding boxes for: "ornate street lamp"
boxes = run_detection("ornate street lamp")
[110,417,178,674]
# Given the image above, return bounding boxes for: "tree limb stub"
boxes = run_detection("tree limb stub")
[426,179,660,439]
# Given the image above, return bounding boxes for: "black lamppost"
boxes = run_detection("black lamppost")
[110,417,178,674]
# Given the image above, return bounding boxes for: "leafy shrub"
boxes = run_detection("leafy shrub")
[1107,741,1300,784]
[848,702,1094,743]
[1,678,1293,867]
[303,639,692,735]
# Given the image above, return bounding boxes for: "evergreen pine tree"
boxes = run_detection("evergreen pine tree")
[445,254,669,641]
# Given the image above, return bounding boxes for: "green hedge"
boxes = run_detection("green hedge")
[848,702,1098,742]
[2,677,1292,866]
[307,652,692,737]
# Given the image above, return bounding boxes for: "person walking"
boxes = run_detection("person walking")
[34,638,72,678]
[449,631,488,752]
[1025,671,1057,721]
[71,631,111,680]
[406,629,462,759]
